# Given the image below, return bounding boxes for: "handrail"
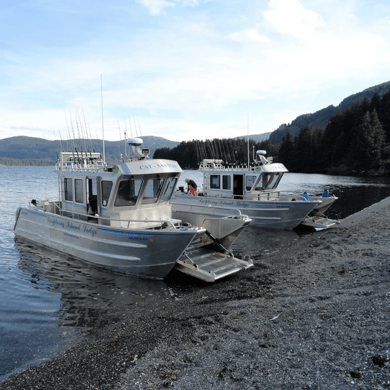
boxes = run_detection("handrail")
[30,201,179,230]
[172,201,243,216]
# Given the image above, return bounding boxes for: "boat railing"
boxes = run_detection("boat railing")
[30,200,181,230]
[172,201,244,217]
[55,161,107,173]
[199,159,267,171]
[199,216,243,238]
[55,152,107,172]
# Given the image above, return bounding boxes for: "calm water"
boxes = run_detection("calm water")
[1,166,390,381]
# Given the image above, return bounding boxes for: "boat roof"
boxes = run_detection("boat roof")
[116,159,182,175]
[55,151,182,176]
[199,158,288,174]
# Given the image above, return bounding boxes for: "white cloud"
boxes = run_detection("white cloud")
[263,0,325,40]
[138,0,175,15]
[137,0,199,15]
[1,0,390,143]
[228,27,270,43]
[0,108,69,140]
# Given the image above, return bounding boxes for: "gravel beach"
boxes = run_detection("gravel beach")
[1,197,390,390]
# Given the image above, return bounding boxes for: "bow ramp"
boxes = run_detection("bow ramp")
[175,247,253,282]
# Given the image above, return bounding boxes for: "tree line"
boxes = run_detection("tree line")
[154,91,390,175]
[0,157,55,166]
[278,91,390,174]
[153,138,279,169]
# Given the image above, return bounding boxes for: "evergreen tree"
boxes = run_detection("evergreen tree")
[293,126,313,172]
[278,133,295,169]
[349,110,385,170]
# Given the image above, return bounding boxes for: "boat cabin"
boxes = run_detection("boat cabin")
[199,151,288,200]
[52,142,182,229]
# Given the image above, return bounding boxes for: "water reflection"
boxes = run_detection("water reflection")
[278,173,390,220]
[15,238,174,329]
[324,185,390,220]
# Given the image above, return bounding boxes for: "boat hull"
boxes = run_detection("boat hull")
[310,195,338,216]
[14,207,197,280]
[172,205,251,251]
[172,195,319,230]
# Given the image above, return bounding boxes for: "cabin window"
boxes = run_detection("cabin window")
[64,178,73,201]
[114,179,143,207]
[256,173,280,190]
[210,175,220,189]
[142,178,165,205]
[222,175,231,190]
[101,181,113,207]
[75,179,83,203]
[161,177,177,201]
[246,175,256,191]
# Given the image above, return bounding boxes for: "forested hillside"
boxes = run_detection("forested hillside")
[154,91,390,176]
[269,80,390,144]
[0,136,178,166]
[278,92,390,175]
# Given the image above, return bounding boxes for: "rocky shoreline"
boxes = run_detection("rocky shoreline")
[2,198,390,389]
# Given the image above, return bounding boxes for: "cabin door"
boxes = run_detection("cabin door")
[233,174,244,199]
[86,177,99,215]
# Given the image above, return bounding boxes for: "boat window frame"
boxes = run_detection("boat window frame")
[256,172,283,190]
[222,175,231,190]
[114,177,144,207]
[161,176,178,202]
[101,180,113,207]
[210,174,221,189]
[64,178,73,201]
[75,178,84,204]
[245,175,256,191]
[141,176,165,205]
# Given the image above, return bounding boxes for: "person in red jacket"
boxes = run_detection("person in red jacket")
[185,178,198,196]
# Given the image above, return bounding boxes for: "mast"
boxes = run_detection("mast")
[247,115,249,166]
[101,75,106,162]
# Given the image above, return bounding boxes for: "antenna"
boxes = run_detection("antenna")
[101,75,106,162]
[128,117,134,138]
[82,108,93,153]
[132,113,137,137]
[118,120,121,140]
[247,115,249,167]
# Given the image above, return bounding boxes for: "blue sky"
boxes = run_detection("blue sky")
[1,0,390,142]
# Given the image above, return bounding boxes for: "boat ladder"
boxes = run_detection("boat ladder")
[175,247,253,282]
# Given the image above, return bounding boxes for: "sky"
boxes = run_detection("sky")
[1,0,390,143]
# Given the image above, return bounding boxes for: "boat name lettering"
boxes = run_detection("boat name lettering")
[67,221,81,231]
[198,199,218,206]
[84,226,97,237]
[220,201,234,206]
[139,163,178,170]
[155,163,177,169]
[236,202,250,208]
[128,236,147,241]
[48,217,65,229]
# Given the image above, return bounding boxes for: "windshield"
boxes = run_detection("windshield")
[255,173,283,190]
[142,177,165,204]
[115,179,143,206]
[162,177,177,201]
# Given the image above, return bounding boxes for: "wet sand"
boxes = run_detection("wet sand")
[1,198,390,389]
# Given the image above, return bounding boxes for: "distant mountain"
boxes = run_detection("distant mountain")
[234,132,271,143]
[269,81,390,144]
[0,136,179,166]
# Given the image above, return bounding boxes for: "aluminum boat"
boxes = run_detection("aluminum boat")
[172,150,338,230]
[14,138,252,281]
